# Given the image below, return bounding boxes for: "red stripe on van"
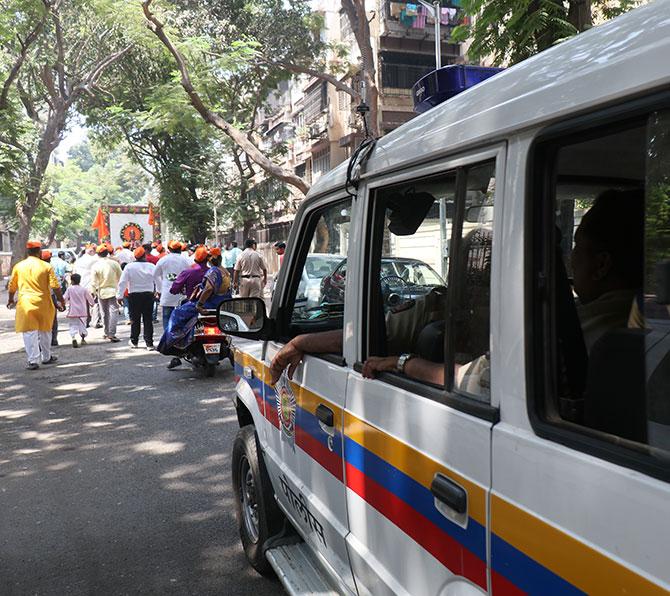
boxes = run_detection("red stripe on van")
[345,462,486,589]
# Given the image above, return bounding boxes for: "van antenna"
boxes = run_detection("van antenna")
[345,93,376,199]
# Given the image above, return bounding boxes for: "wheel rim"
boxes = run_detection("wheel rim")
[239,455,260,543]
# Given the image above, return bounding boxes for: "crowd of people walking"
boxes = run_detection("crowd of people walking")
[6,237,271,370]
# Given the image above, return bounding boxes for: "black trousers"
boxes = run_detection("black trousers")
[128,292,154,346]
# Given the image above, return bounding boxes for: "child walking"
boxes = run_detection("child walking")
[63,273,95,347]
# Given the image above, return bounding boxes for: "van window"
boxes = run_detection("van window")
[533,109,670,475]
[365,160,496,405]
[288,199,351,335]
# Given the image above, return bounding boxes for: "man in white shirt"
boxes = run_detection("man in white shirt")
[154,241,191,331]
[74,244,101,327]
[115,242,135,266]
[117,246,156,349]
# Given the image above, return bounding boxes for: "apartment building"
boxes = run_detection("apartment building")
[242,1,466,272]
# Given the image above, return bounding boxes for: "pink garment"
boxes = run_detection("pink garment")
[412,9,427,29]
[64,285,94,318]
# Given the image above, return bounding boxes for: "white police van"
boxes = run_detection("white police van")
[218,2,670,593]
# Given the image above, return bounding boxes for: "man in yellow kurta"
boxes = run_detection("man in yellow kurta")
[7,241,66,370]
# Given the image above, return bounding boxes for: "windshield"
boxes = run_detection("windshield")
[304,255,342,279]
[387,261,445,286]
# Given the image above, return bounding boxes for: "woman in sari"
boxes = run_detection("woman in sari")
[195,248,232,312]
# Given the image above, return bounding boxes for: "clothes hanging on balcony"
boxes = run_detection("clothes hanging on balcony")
[412,6,427,29]
[440,7,458,25]
[400,8,416,27]
[389,2,403,18]
[405,3,418,16]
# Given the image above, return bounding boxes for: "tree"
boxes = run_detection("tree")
[0,0,139,267]
[452,0,640,65]
[140,0,381,199]
[30,140,151,247]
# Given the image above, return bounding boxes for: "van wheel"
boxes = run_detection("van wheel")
[232,425,283,576]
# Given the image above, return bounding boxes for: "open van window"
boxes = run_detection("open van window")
[533,109,670,478]
[364,160,496,406]
[282,199,351,339]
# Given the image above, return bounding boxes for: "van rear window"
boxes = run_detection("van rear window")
[532,108,670,479]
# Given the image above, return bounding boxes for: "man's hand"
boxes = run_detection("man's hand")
[269,340,304,385]
[56,301,66,312]
[6,299,15,310]
[117,298,124,306]
[361,356,398,379]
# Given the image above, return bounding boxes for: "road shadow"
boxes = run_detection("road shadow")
[0,337,280,596]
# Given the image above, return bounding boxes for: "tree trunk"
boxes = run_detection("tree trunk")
[341,0,380,138]
[10,104,68,269]
[568,0,592,32]
[46,218,59,246]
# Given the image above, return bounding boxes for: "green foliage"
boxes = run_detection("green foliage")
[31,140,151,244]
[452,0,641,65]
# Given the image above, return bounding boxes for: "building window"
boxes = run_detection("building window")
[304,81,328,124]
[381,51,439,89]
[312,148,331,182]
[340,9,353,39]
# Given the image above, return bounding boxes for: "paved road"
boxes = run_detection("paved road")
[0,300,281,595]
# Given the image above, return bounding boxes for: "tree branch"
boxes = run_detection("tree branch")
[141,0,310,195]
[0,14,47,110]
[70,44,133,102]
[270,59,360,101]
[52,10,68,100]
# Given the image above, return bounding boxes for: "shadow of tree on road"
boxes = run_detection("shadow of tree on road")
[0,341,279,596]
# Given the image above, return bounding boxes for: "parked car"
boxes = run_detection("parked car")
[320,256,446,307]
[295,253,344,308]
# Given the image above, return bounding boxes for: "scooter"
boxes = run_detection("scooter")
[184,308,235,377]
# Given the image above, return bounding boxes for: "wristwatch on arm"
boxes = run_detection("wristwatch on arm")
[396,353,415,374]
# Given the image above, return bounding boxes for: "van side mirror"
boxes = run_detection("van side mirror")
[217,298,272,339]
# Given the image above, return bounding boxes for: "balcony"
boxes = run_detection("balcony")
[381,1,465,39]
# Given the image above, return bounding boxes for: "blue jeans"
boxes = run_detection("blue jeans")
[162,306,175,331]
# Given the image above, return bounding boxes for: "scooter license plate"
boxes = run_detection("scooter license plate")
[203,344,220,355]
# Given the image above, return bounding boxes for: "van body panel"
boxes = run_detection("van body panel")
[344,373,492,594]
[491,424,670,593]
[261,342,356,593]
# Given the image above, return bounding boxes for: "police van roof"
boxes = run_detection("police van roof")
[308,0,670,200]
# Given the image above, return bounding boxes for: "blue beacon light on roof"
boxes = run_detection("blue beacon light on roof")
[412,64,504,114]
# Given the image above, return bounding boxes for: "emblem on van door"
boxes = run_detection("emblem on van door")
[275,372,296,443]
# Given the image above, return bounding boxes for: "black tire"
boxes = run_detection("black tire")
[232,425,284,576]
[205,362,216,377]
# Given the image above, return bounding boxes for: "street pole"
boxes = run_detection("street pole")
[418,0,442,70]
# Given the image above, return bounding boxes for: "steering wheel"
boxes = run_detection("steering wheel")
[380,274,409,306]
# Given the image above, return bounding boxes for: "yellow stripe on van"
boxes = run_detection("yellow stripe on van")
[491,494,668,595]
[344,411,487,527]
[235,351,271,385]
[291,382,344,431]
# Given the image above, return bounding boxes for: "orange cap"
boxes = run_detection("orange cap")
[181,242,188,251]
[122,241,131,249]
[26,241,42,249]
[193,246,208,263]
[96,244,108,254]
[134,247,145,259]
[168,240,181,250]
[210,247,222,257]
[41,250,52,260]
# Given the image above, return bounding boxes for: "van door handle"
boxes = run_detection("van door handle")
[431,473,467,514]
[316,404,334,427]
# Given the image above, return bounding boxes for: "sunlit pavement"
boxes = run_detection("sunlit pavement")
[0,299,280,595]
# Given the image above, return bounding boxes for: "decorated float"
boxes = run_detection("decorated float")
[91,204,161,245]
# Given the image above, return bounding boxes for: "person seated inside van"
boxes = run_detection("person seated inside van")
[571,188,643,352]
